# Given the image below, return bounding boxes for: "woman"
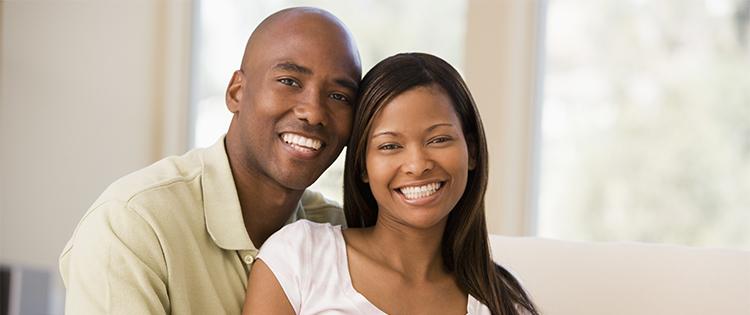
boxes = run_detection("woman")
[244,53,539,315]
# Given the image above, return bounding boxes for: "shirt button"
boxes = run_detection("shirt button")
[244,255,255,264]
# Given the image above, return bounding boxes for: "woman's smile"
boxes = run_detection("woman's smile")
[397,181,443,200]
[365,84,471,229]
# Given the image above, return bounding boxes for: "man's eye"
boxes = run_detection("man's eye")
[278,78,300,87]
[330,93,350,103]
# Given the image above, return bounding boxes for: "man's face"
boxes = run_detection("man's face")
[227,19,361,191]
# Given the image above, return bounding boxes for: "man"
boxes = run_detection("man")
[59,7,361,314]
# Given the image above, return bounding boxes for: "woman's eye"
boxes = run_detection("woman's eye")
[329,93,350,103]
[429,136,452,145]
[378,143,400,151]
[278,78,300,87]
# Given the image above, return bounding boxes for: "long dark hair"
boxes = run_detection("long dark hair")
[343,53,539,315]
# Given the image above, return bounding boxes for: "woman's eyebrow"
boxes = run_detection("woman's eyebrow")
[372,123,455,139]
[426,123,455,132]
[372,130,399,139]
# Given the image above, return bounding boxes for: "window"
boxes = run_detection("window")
[191,0,467,203]
[538,0,750,249]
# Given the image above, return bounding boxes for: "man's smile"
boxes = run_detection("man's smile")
[279,132,327,159]
[281,132,324,151]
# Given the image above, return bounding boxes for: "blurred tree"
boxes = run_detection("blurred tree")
[539,0,750,249]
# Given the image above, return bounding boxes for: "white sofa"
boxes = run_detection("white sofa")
[490,236,750,315]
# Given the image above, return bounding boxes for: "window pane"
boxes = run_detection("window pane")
[192,0,467,204]
[538,0,750,249]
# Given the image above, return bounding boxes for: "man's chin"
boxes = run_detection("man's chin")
[277,174,321,191]
[273,157,335,190]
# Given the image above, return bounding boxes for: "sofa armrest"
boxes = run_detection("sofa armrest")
[490,236,750,315]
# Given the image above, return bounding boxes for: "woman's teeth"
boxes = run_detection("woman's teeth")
[399,182,442,200]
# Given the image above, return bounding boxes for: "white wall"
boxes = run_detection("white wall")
[0,0,191,273]
[465,0,545,235]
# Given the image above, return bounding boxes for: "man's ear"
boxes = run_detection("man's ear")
[226,70,245,113]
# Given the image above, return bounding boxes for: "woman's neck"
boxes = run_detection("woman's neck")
[360,218,449,281]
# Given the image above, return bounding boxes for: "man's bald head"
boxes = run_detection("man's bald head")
[241,7,361,73]
[223,7,361,191]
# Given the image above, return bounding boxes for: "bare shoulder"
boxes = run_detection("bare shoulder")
[243,259,295,315]
[340,227,370,257]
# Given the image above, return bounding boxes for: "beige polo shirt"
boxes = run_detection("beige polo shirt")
[59,136,345,314]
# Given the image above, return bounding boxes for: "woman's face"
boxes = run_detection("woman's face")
[364,85,471,231]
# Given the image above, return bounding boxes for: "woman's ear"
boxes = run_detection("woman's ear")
[226,70,245,113]
[361,170,369,183]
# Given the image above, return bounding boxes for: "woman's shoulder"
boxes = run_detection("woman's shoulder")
[467,294,534,315]
[281,219,340,235]
[467,294,491,315]
[263,219,341,251]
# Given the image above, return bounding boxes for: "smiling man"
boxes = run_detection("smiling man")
[59,7,361,314]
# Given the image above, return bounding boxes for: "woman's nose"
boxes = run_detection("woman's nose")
[401,147,434,176]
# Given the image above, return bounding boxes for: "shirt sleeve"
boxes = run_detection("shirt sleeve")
[256,220,315,314]
[59,201,169,315]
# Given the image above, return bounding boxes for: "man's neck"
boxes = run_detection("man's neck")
[228,156,304,248]
[236,178,302,248]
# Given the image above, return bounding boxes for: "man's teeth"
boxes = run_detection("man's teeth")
[399,182,442,200]
[281,133,322,151]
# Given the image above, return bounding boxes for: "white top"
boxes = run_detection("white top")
[257,220,491,315]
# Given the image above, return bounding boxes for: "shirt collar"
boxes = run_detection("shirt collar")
[201,135,306,251]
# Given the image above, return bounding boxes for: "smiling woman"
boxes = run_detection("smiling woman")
[362,85,471,229]
[342,53,538,315]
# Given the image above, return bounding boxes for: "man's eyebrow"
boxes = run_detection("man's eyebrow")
[273,62,312,75]
[335,78,359,93]
[273,62,357,92]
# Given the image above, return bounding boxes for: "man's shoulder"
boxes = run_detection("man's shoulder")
[300,190,346,226]
[96,148,206,206]
[60,148,213,283]
[66,148,209,247]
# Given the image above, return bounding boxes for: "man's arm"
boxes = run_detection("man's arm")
[60,201,169,314]
[243,259,295,315]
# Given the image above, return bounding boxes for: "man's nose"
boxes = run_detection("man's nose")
[293,89,327,127]
[402,147,434,176]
